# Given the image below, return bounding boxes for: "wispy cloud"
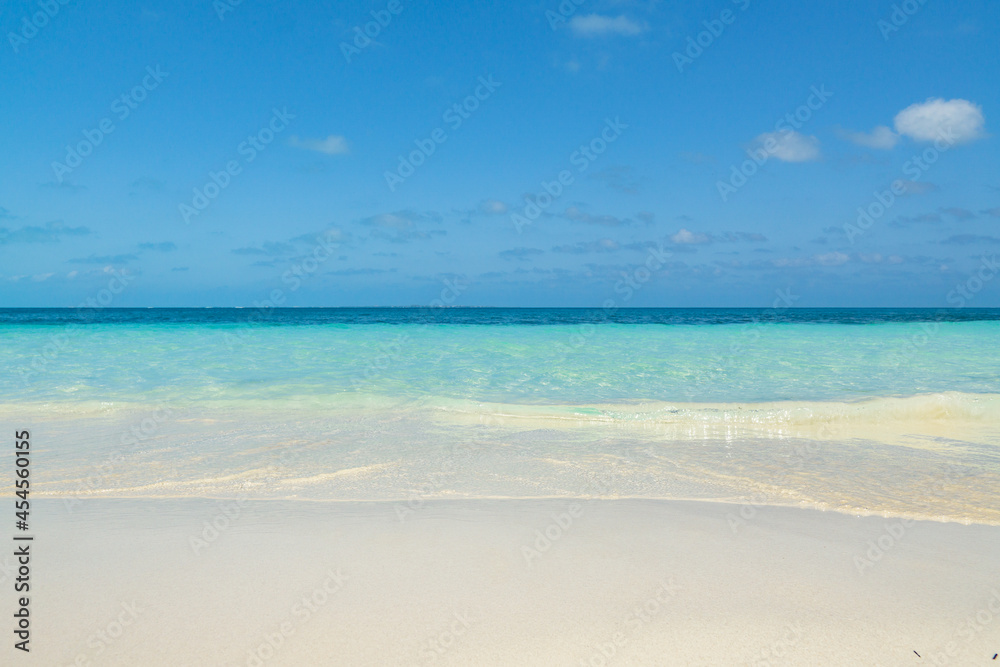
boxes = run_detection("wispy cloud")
[360,210,441,229]
[815,251,850,266]
[679,152,715,165]
[499,247,544,261]
[590,166,640,194]
[769,251,853,268]
[671,229,712,245]
[129,177,167,194]
[835,125,899,149]
[563,206,631,226]
[896,179,937,195]
[941,234,1000,245]
[890,212,942,227]
[138,241,177,252]
[0,220,90,244]
[327,268,396,276]
[232,241,296,256]
[552,239,620,254]
[751,130,821,162]
[289,135,350,155]
[479,199,508,215]
[721,232,767,243]
[289,227,346,246]
[40,181,86,192]
[940,207,975,220]
[69,253,138,264]
[857,253,904,264]
[359,210,445,243]
[570,14,646,37]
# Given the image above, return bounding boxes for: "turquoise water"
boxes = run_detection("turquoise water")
[2,309,999,522]
[3,311,999,404]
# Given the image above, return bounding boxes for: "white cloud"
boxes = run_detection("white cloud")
[289,135,350,155]
[836,125,899,149]
[815,251,849,266]
[570,14,646,37]
[752,130,821,162]
[671,228,712,244]
[893,98,985,144]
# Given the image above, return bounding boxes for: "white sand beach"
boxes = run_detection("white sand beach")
[16,498,1000,666]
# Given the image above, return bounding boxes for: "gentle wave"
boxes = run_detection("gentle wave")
[10,390,998,524]
[8,390,1000,432]
[433,391,1000,425]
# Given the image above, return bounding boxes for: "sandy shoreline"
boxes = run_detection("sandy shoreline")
[9,498,1000,665]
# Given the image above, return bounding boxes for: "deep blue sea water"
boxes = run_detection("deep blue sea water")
[3,307,1000,326]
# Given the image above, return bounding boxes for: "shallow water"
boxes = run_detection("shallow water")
[3,308,999,523]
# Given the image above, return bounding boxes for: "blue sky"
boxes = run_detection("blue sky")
[1,0,998,307]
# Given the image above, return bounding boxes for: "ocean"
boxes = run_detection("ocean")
[3,308,999,523]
